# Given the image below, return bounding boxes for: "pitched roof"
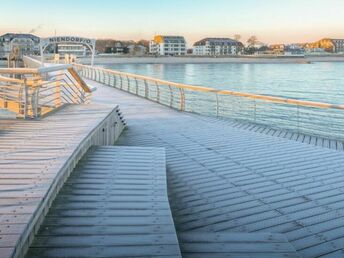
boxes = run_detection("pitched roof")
[193,38,240,46]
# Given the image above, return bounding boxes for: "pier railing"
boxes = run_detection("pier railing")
[0,65,92,119]
[74,63,344,140]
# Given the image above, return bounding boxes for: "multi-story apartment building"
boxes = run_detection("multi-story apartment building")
[0,33,40,58]
[193,38,242,56]
[332,39,344,53]
[149,35,186,56]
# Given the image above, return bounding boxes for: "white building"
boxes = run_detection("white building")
[193,38,241,56]
[149,35,186,56]
[57,44,87,57]
[332,39,344,53]
[0,33,40,59]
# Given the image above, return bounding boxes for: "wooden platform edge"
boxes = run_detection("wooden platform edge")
[12,105,126,258]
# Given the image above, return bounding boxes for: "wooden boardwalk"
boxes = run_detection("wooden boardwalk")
[193,115,344,151]
[0,104,125,258]
[87,80,344,257]
[26,146,182,258]
[179,232,300,257]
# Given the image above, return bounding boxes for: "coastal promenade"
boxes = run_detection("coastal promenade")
[89,79,344,257]
[3,61,344,257]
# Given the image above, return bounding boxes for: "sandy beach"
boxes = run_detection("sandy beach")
[79,55,344,65]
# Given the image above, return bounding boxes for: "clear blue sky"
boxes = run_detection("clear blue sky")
[1,0,343,45]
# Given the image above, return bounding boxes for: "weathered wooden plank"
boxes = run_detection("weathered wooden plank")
[26,147,181,257]
[26,246,181,258]
[178,232,300,257]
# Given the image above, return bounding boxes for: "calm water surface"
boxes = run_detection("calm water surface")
[103,62,344,105]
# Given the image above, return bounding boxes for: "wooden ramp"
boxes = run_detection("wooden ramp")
[178,232,300,258]
[0,104,125,258]
[26,146,182,258]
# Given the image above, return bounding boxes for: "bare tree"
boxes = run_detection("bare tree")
[234,34,241,42]
[247,36,258,47]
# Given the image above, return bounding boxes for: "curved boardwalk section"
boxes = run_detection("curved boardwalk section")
[0,104,125,258]
[26,146,181,258]
[87,80,344,257]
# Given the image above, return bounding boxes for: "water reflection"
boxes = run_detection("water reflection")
[104,62,344,105]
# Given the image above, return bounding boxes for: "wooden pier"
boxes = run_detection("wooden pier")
[3,66,344,257]
[90,80,344,257]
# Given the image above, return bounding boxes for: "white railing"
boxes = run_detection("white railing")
[0,65,92,119]
[74,63,344,141]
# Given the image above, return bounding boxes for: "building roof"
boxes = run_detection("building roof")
[153,35,186,44]
[193,38,240,46]
[0,33,40,41]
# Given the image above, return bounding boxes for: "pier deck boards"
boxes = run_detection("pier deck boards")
[26,146,182,258]
[0,104,124,258]
[179,232,300,257]
[87,79,344,257]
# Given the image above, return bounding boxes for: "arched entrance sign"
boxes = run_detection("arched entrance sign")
[40,36,96,66]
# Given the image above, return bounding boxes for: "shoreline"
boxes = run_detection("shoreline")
[79,55,344,65]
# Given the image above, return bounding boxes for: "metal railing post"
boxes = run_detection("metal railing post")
[155,82,160,102]
[113,74,117,88]
[102,70,106,84]
[55,77,62,106]
[254,98,256,122]
[107,72,110,85]
[216,93,219,117]
[135,78,139,95]
[23,79,28,118]
[97,69,100,82]
[297,105,300,131]
[168,85,173,107]
[144,80,148,98]
[33,88,39,118]
[126,76,130,92]
[180,88,185,111]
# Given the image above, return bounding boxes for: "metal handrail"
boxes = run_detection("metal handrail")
[0,65,92,119]
[74,63,344,141]
[74,63,344,110]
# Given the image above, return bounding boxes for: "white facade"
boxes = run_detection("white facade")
[149,35,186,56]
[332,39,344,53]
[193,38,241,56]
[57,44,87,57]
[0,33,40,58]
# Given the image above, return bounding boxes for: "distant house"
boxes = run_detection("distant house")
[193,38,242,56]
[284,44,305,55]
[127,44,147,56]
[0,33,40,58]
[303,38,344,53]
[104,42,127,54]
[149,35,187,56]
